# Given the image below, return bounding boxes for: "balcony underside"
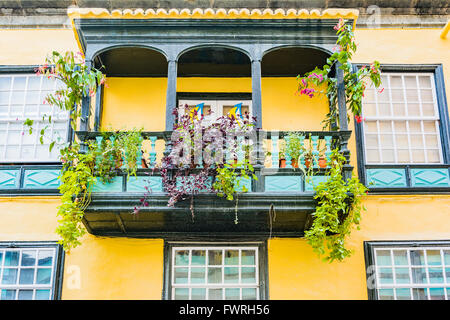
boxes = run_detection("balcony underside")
[83,193,317,238]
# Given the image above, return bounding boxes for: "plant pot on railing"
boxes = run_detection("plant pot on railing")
[279,158,286,168]
[318,156,327,168]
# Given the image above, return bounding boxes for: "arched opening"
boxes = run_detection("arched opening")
[94,47,168,131]
[94,47,167,77]
[176,47,252,125]
[261,47,332,131]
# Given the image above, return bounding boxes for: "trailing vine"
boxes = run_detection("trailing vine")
[305,149,368,262]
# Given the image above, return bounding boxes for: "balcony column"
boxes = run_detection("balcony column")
[336,62,353,180]
[251,59,263,129]
[79,59,93,133]
[165,59,178,131]
[251,59,265,192]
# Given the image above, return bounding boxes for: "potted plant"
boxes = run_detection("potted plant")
[284,132,305,168]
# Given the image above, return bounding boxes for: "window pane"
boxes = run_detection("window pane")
[224,250,239,265]
[412,288,428,300]
[429,288,445,300]
[19,269,35,285]
[224,267,239,283]
[376,250,392,266]
[1,289,16,300]
[208,250,222,265]
[444,251,450,265]
[207,267,222,284]
[191,288,206,300]
[18,290,33,300]
[191,250,206,266]
[429,268,444,284]
[174,267,188,284]
[37,250,53,266]
[395,268,410,284]
[225,288,240,300]
[393,250,408,265]
[175,250,189,266]
[208,288,223,300]
[174,288,189,300]
[190,267,206,284]
[21,250,36,266]
[2,268,18,284]
[0,77,12,90]
[378,289,394,300]
[36,268,52,284]
[395,288,411,300]
[426,250,442,265]
[411,267,427,284]
[410,250,425,265]
[241,250,255,265]
[242,288,257,300]
[241,267,256,283]
[379,267,394,284]
[4,251,19,266]
[13,77,26,90]
[35,289,50,300]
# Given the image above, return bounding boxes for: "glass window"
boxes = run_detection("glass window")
[362,73,443,164]
[170,246,260,300]
[0,74,69,162]
[0,246,58,300]
[371,246,450,300]
[178,100,252,126]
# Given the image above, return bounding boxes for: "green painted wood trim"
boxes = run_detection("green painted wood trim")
[0,169,20,189]
[92,176,123,192]
[126,176,163,192]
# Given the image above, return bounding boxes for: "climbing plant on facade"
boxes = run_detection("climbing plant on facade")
[297,18,383,129]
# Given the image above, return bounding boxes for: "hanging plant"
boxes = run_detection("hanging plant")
[296,19,383,129]
[304,149,368,262]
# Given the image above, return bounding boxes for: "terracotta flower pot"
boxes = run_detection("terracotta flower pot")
[304,158,311,168]
[318,157,327,168]
[279,158,286,168]
[291,159,299,168]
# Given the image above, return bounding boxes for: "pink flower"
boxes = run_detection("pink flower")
[89,89,95,97]
[100,77,106,85]
[355,115,364,123]
[378,88,384,93]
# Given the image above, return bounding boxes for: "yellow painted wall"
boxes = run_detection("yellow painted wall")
[0,197,164,300]
[0,29,78,65]
[101,77,167,131]
[269,194,450,300]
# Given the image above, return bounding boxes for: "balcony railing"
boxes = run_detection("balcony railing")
[75,129,352,194]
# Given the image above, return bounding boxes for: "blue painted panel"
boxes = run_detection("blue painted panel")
[304,175,328,192]
[235,176,252,193]
[92,176,123,192]
[366,169,407,188]
[23,170,60,189]
[411,169,450,187]
[127,176,163,192]
[265,176,301,192]
[0,170,20,189]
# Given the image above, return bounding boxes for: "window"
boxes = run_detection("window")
[0,74,69,162]
[179,99,252,126]
[165,243,267,300]
[365,241,450,300]
[362,73,443,164]
[0,242,64,300]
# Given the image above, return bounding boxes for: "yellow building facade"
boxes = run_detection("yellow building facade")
[0,3,449,300]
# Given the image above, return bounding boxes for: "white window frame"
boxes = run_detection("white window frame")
[362,72,444,164]
[0,247,57,300]
[372,246,450,300]
[170,245,260,300]
[0,73,69,163]
[178,99,253,126]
